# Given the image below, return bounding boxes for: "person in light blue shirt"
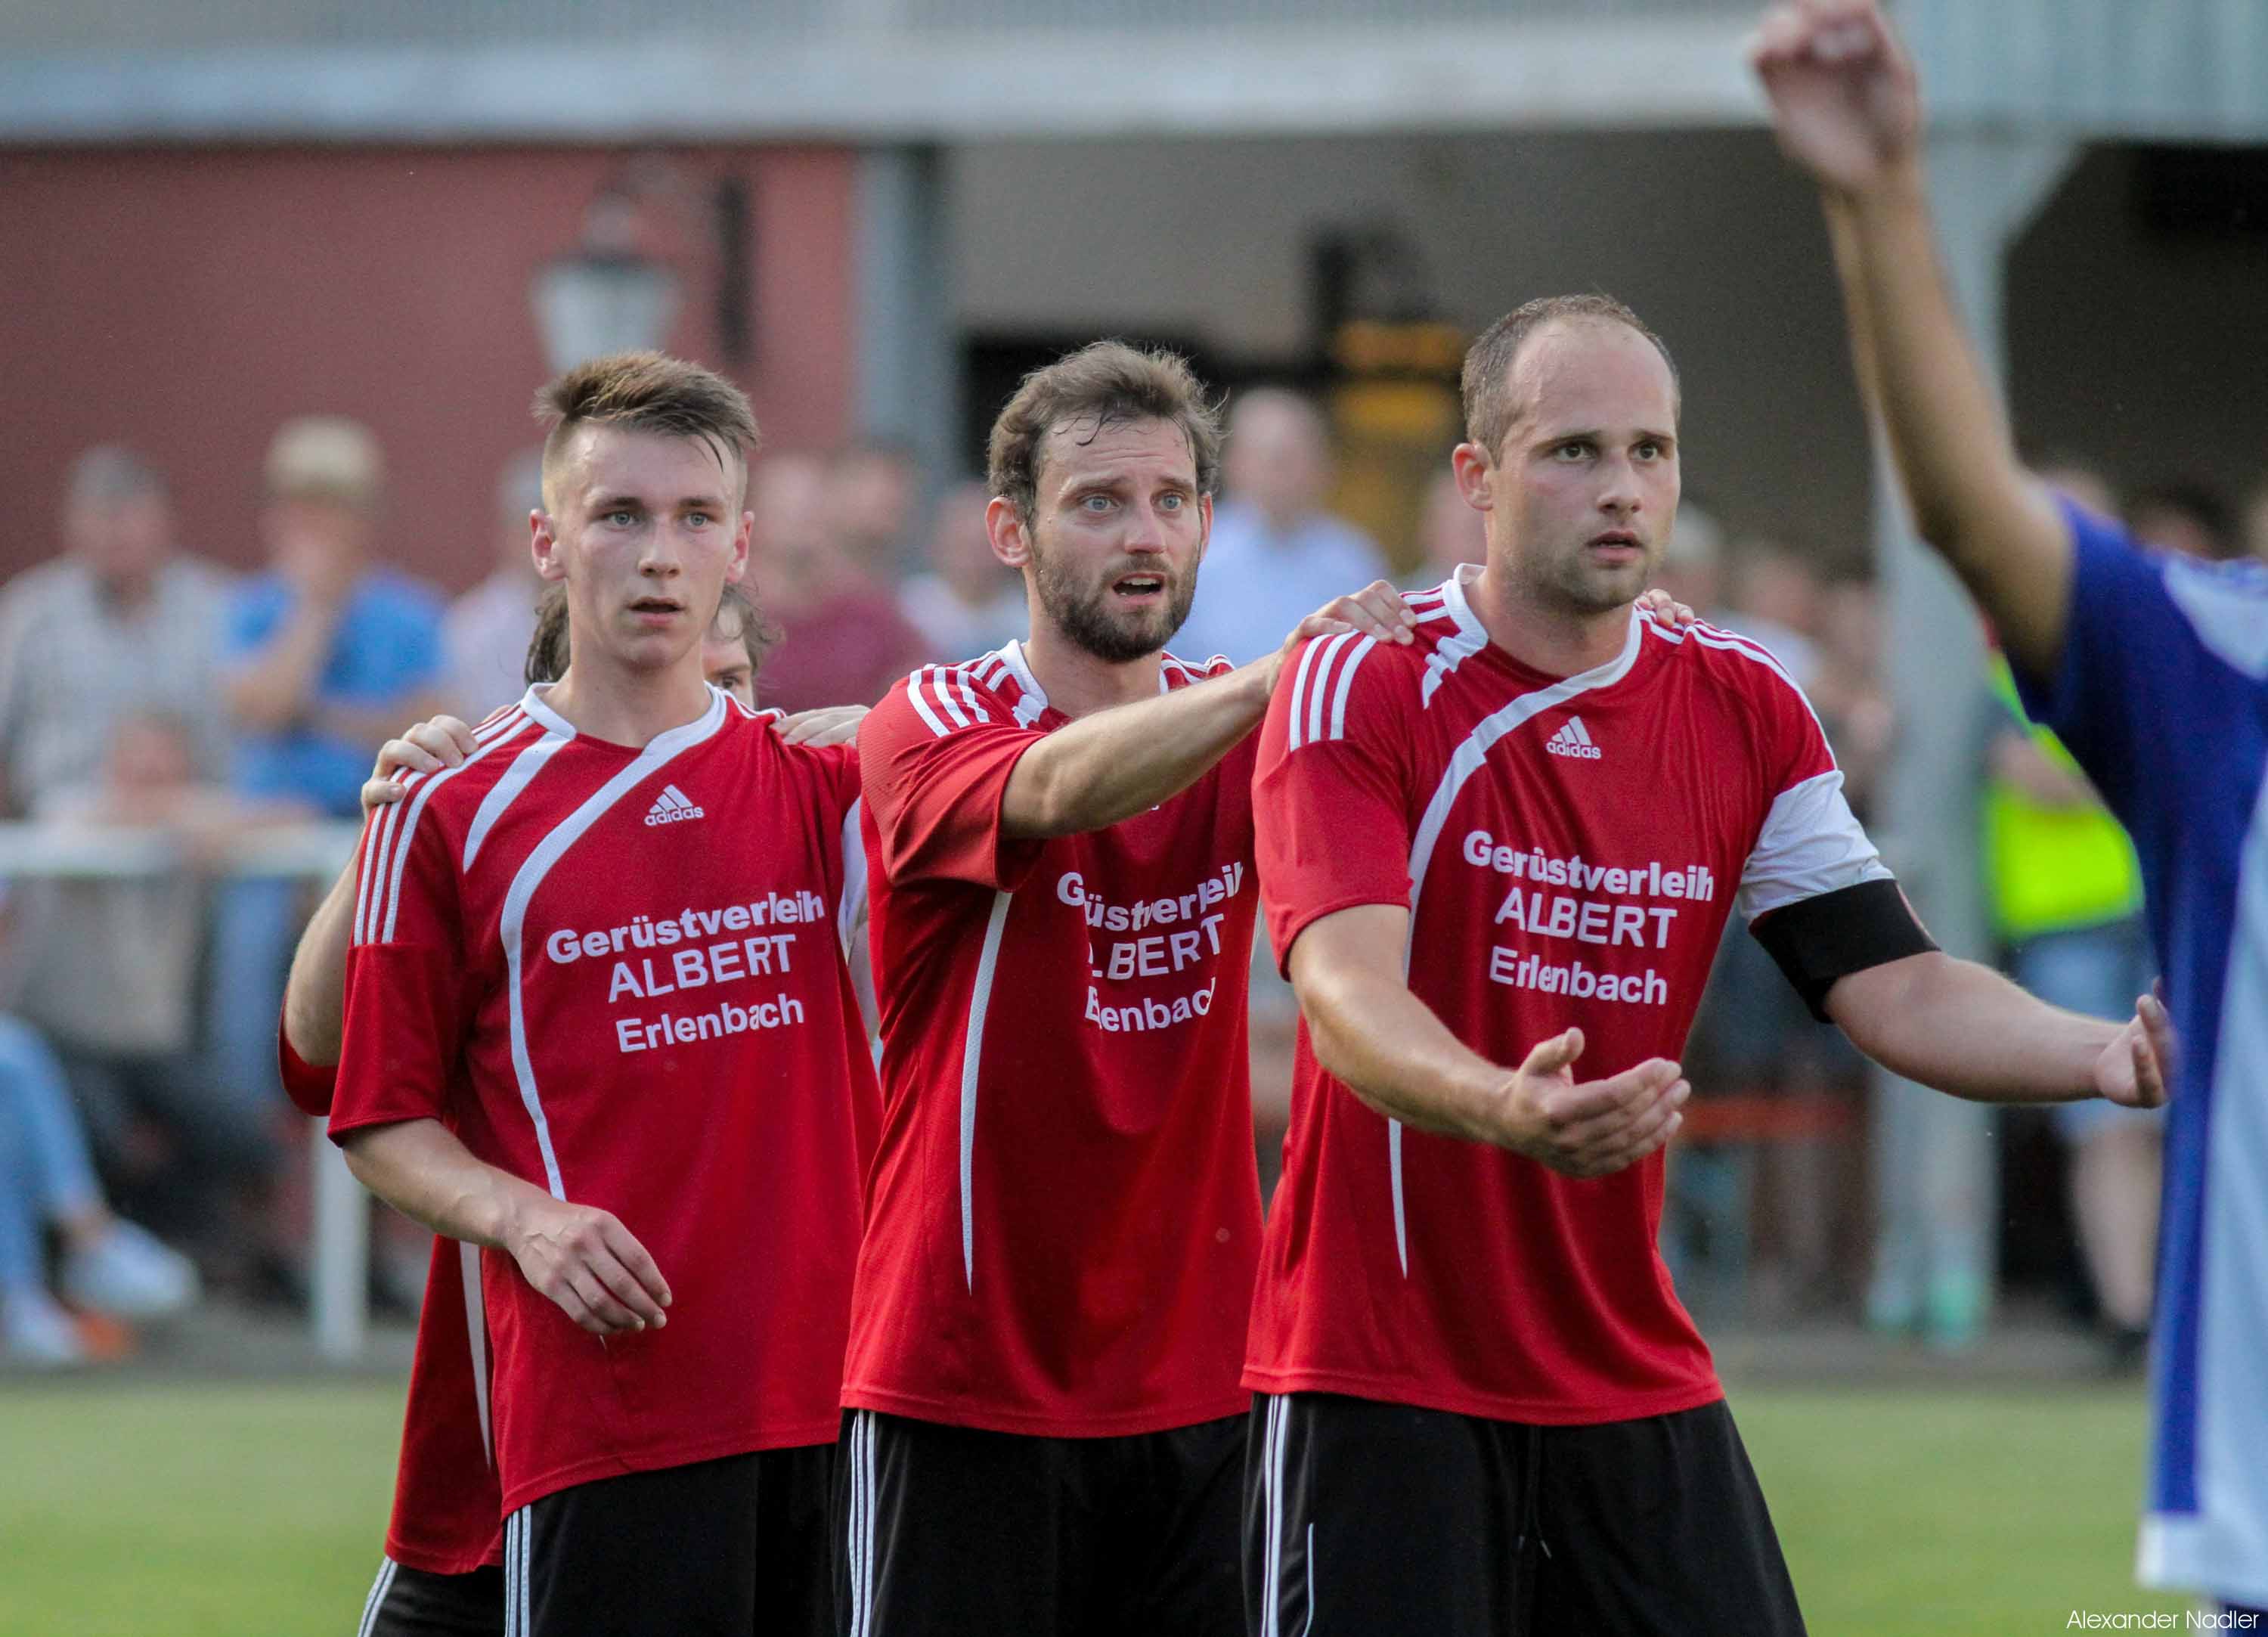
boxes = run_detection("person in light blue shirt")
[1175,388,1388,665]
[212,417,447,1136]
[1761,1,2266,1611]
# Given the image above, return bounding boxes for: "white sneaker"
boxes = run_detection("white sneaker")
[60,1220,200,1320]
[2,1288,85,1367]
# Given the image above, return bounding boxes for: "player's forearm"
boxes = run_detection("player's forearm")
[1296,959,1511,1142]
[282,858,358,1065]
[1825,174,2071,671]
[1002,663,1270,839]
[339,1118,548,1249]
[1829,950,2113,1102]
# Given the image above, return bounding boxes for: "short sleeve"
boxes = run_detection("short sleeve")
[277,1022,337,1119]
[857,671,1046,891]
[2012,498,2268,832]
[1735,663,1892,926]
[327,800,472,1142]
[1253,633,1414,975]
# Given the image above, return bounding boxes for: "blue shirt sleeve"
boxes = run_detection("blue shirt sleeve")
[2011,501,2196,834]
[224,577,289,661]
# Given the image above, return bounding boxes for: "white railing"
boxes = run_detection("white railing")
[0,820,373,1363]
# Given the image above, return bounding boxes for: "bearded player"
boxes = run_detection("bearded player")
[1242,294,2171,1635]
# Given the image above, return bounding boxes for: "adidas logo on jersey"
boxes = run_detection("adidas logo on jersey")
[1545,717,1603,760]
[643,784,705,826]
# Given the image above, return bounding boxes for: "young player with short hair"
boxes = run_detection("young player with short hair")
[323,351,877,1637]
[1755,0,2268,1615]
[279,572,835,1637]
[1242,293,2170,1635]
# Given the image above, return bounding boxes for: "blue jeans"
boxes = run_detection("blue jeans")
[0,1016,102,1296]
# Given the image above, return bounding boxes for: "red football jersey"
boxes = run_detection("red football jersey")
[845,643,1264,1437]
[1248,570,1891,1424]
[280,1035,501,1576]
[329,687,880,1515]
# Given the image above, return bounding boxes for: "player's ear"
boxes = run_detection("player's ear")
[1450,443,1496,512]
[725,508,753,585]
[987,495,1032,569]
[531,509,568,583]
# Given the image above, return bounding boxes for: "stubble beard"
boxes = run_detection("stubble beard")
[1030,541,1196,665]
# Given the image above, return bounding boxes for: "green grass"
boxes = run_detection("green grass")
[0,1379,2201,1636]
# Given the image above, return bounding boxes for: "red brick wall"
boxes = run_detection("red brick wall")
[0,144,857,589]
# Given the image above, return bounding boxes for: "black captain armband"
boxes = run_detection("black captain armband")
[1752,878,1938,1022]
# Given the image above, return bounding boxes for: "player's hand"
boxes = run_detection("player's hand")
[1263,580,1421,692]
[1750,0,1922,194]
[503,1194,673,1336]
[2095,990,2174,1110]
[1489,1028,1689,1179]
[773,705,868,747]
[1637,588,1699,628]
[361,716,478,811]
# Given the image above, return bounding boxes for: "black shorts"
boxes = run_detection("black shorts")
[835,1408,1242,1637]
[502,1446,834,1637]
[358,1558,503,1636]
[1246,1393,1806,1637]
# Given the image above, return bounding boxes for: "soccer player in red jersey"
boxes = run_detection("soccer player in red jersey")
[278,580,842,1637]
[1244,295,2172,1635]
[838,340,1418,1636]
[324,352,878,1637]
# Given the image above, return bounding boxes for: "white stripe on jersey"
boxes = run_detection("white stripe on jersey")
[838,798,869,951]
[497,693,727,1198]
[460,1239,494,1468]
[906,672,952,738]
[1284,634,1329,751]
[928,666,973,730]
[1676,623,1834,753]
[1384,608,1648,1275]
[959,891,1014,1289]
[464,724,575,870]
[364,711,539,946]
[1304,631,1360,749]
[1325,636,1378,744]
[355,707,533,946]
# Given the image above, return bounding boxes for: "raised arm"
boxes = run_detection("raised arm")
[1002,583,1415,839]
[1752,0,2074,677]
[1288,903,1687,1177]
[1826,949,2170,1105]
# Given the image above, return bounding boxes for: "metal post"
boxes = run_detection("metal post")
[1865,129,2075,1341]
[854,145,961,530]
[311,1119,369,1362]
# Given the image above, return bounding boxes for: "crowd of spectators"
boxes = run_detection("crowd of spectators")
[2,385,2258,1369]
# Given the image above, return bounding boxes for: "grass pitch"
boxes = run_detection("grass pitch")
[0,1378,2196,1635]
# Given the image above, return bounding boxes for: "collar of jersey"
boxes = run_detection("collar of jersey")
[1442,563,1648,693]
[514,680,727,753]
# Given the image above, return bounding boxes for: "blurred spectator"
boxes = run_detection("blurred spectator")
[826,436,922,576]
[0,1013,198,1366]
[1984,653,2159,1371]
[222,416,448,812]
[897,479,1026,660]
[0,446,231,815]
[1175,388,1387,663]
[2126,479,2239,563]
[15,714,307,1288]
[745,453,928,713]
[2242,475,2268,566]
[1653,501,1727,620]
[1809,578,1894,820]
[2033,457,2118,520]
[210,417,446,1219]
[1717,538,1823,687]
[1405,465,1489,585]
[444,448,547,720]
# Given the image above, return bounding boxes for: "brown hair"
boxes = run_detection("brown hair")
[522,581,773,687]
[985,340,1223,527]
[1460,295,1679,459]
[533,351,761,509]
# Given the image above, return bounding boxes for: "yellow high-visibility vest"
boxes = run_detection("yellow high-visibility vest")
[1982,655,2143,942]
